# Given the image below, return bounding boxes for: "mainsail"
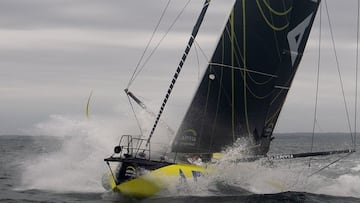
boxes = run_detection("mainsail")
[172,0,321,155]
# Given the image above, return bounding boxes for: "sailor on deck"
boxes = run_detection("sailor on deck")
[187,154,203,166]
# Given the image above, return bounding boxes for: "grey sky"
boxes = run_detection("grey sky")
[0,0,359,135]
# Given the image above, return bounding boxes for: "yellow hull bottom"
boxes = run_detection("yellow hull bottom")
[108,163,208,198]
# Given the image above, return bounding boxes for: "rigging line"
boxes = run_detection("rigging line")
[325,1,354,144]
[130,0,192,85]
[225,22,275,86]
[194,39,210,61]
[224,22,276,97]
[233,35,275,86]
[127,0,171,88]
[315,119,324,133]
[224,24,244,62]
[308,151,355,177]
[265,98,285,124]
[269,83,286,105]
[238,1,288,92]
[214,40,277,98]
[242,0,252,140]
[288,161,310,191]
[228,22,275,85]
[208,50,233,106]
[231,7,236,141]
[198,65,214,151]
[230,21,276,100]
[195,20,275,83]
[223,23,247,75]
[209,70,223,149]
[194,42,201,81]
[268,2,326,114]
[255,1,301,106]
[146,0,211,146]
[126,95,144,136]
[247,72,274,85]
[223,29,278,100]
[281,0,290,23]
[267,89,287,122]
[209,35,225,150]
[309,3,322,167]
[355,0,360,150]
[126,89,175,135]
[246,85,275,99]
[234,13,277,86]
[266,0,326,124]
[243,0,281,85]
[269,64,298,105]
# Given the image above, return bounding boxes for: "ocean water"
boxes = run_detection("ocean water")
[1,118,360,202]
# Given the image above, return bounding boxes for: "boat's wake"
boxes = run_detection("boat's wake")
[153,147,360,198]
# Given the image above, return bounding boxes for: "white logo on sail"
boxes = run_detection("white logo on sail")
[287,13,313,66]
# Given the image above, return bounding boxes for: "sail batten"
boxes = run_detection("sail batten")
[172,0,321,155]
[209,63,278,78]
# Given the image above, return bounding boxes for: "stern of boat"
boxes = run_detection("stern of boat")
[103,135,208,197]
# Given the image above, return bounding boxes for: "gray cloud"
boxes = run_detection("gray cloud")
[0,0,359,135]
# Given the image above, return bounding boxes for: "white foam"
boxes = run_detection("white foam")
[351,164,360,172]
[210,147,360,198]
[162,142,360,198]
[20,114,136,192]
[19,110,174,193]
[19,115,360,198]
[315,174,360,197]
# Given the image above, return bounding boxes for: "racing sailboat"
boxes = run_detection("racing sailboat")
[103,0,353,198]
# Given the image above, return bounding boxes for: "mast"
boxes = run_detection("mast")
[146,0,211,146]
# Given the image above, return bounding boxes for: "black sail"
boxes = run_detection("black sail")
[171,0,321,154]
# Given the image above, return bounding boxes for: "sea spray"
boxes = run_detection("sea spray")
[158,140,360,198]
[315,174,360,197]
[19,110,174,193]
[211,145,360,197]
[19,114,360,198]
[20,114,137,192]
[313,163,360,197]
